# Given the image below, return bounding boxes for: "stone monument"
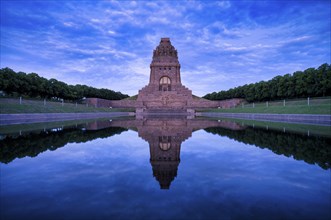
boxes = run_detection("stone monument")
[136,38,193,114]
[86,38,244,111]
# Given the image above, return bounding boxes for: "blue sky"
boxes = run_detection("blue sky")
[1,0,330,96]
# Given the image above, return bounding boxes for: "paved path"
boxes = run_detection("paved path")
[0,112,134,125]
[1,112,330,126]
[197,112,331,126]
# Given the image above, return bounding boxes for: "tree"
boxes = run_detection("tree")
[0,68,129,100]
[203,63,331,102]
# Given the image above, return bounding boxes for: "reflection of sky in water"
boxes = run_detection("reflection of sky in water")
[1,129,330,220]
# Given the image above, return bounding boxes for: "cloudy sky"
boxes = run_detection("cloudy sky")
[1,0,330,96]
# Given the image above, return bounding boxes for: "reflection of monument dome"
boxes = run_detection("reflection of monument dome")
[150,133,181,190]
[151,161,179,190]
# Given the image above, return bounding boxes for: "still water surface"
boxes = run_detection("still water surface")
[1,118,330,220]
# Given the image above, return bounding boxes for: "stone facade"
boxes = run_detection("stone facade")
[86,38,244,111]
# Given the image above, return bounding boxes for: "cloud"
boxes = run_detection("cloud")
[1,0,330,96]
[215,1,231,9]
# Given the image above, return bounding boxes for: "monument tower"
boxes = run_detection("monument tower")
[86,38,242,110]
[137,38,193,113]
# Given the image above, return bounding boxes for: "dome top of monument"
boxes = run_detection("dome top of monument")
[160,37,171,44]
[152,37,178,60]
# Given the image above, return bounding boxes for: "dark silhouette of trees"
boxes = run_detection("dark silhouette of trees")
[203,63,331,102]
[205,126,331,170]
[0,126,127,164]
[0,68,129,100]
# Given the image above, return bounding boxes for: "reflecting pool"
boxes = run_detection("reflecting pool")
[1,118,330,220]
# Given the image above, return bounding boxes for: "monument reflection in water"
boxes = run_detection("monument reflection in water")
[1,117,330,187]
[88,118,243,189]
[1,117,330,219]
[0,118,244,190]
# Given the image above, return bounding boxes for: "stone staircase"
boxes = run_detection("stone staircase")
[142,109,190,118]
[138,85,192,100]
[144,108,187,114]
[136,83,195,111]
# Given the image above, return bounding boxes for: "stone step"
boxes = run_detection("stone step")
[142,96,192,101]
[144,109,188,114]
[139,85,192,93]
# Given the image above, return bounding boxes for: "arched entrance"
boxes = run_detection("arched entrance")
[159,76,171,91]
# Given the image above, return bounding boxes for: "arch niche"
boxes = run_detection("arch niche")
[159,76,171,91]
[159,136,171,151]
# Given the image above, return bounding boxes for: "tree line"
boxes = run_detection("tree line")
[0,67,129,101]
[205,126,331,170]
[203,63,331,102]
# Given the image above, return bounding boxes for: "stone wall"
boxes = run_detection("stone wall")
[190,98,244,109]
[86,98,141,108]
[86,97,244,110]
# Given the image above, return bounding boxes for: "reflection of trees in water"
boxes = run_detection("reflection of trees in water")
[205,126,331,170]
[2,118,330,172]
[0,127,127,164]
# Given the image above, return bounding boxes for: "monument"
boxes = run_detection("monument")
[86,38,243,111]
[136,38,193,114]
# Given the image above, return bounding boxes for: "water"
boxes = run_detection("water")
[1,118,330,220]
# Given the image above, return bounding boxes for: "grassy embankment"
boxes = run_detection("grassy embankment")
[199,98,331,115]
[0,98,134,114]
[198,116,331,137]
[1,97,330,115]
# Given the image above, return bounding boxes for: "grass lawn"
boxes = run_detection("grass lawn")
[1,97,330,115]
[199,104,331,115]
[0,98,134,113]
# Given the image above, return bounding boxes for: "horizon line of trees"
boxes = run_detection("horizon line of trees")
[0,67,129,101]
[203,63,331,102]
